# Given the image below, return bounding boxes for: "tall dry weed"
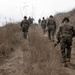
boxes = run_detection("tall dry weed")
[28,25,50,63]
[0,23,22,56]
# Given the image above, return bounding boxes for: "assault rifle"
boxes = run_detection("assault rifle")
[54,41,60,47]
[44,27,48,34]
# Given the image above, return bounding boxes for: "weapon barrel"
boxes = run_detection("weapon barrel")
[54,41,60,47]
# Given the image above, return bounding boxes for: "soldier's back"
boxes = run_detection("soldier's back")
[21,19,30,29]
[22,19,29,24]
[48,18,55,25]
[42,19,46,24]
[60,23,74,37]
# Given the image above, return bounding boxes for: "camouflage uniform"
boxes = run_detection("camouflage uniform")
[21,17,30,39]
[41,18,46,34]
[38,18,41,25]
[28,17,34,25]
[47,16,56,41]
[56,22,75,63]
[28,17,32,25]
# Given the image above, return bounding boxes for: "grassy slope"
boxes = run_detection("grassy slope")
[0,23,22,57]
[54,9,75,26]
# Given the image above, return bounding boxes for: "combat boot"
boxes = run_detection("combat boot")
[51,39,54,42]
[63,62,67,67]
[62,58,66,63]
[66,58,70,62]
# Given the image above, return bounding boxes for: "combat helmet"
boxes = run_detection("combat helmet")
[24,16,27,19]
[49,15,53,18]
[62,17,69,23]
[43,17,45,19]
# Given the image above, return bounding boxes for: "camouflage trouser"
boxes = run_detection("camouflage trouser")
[41,25,46,34]
[60,36,72,62]
[23,32,28,39]
[22,26,29,39]
[48,28,55,41]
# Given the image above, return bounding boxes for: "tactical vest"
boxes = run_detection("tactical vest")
[47,18,55,25]
[22,20,29,27]
[60,23,74,37]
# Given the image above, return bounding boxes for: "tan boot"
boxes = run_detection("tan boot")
[63,62,67,67]
[66,58,70,62]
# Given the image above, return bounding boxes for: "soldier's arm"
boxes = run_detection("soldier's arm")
[54,41,60,47]
[44,20,47,26]
[46,20,49,27]
[28,20,30,27]
[56,26,61,42]
[54,21,56,29]
[41,20,43,26]
[45,20,48,29]
[72,26,75,37]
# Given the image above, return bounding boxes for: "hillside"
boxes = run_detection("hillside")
[54,9,75,25]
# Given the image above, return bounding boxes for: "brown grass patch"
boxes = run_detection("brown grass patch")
[0,23,22,56]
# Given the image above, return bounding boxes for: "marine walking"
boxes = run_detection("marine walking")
[20,16,30,39]
[47,15,56,42]
[56,17,75,67]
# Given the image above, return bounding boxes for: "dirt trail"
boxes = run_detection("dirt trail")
[0,25,75,75]
[38,26,75,75]
[41,26,75,74]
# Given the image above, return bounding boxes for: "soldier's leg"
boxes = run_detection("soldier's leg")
[66,46,71,62]
[44,27,46,34]
[23,32,27,39]
[25,26,29,39]
[51,29,55,41]
[25,32,28,39]
[25,28,29,39]
[43,27,45,34]
[22,27,27,39]
[50,29,52,40]
[48,29,51,40]
[60,42,66,63]
[23,31,28,39]
[60,42,68,67]
[66,37,72,62]
[23,32,26,38]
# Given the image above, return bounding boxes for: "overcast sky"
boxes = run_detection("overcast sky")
[0,0,75,24]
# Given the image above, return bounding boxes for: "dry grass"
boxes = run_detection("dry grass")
[28,26,50,63]
[25,25,61,75]
[0,23,22,56]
